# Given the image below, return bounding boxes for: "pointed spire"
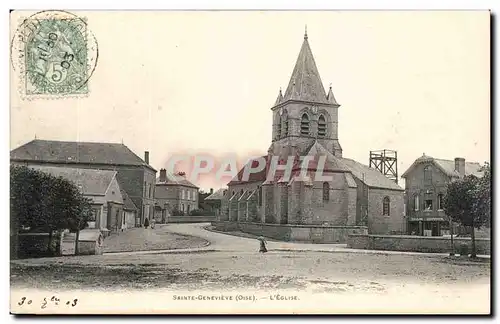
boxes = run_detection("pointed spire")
[326,83,338,105]
[274,88,284,106]
[283,29,329,104]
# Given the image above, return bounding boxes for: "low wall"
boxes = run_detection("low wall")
[18,233,61,259]
[347,234,491,255]
[167,216,217,223]
[212,221,368,243]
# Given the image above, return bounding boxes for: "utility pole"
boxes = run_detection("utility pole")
[449,217,455,256]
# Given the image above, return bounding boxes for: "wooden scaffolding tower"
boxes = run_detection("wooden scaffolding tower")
[369,149,398,184]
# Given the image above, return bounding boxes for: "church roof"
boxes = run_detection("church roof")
[295,141,349,173]
[228,156,269,185]
[282,30,330,104]
[340,158,404,191]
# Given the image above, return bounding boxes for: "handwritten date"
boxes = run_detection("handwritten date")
[18,296,78,309]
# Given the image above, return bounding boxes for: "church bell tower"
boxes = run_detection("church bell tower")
[269,27,342,158]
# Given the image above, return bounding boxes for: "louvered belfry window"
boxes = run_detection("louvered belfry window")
[318,115,326,138]
[301,113,310,136]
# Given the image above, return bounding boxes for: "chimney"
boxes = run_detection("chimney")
[455,157,465,178]
[159,168,166,182]
[144,151,149,164]
[210,188,214,194]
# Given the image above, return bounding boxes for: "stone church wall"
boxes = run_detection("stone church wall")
[367,188,405,234]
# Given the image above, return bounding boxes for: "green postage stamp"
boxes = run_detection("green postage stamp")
[11,10,99,99]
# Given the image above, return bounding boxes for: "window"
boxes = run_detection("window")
[284,117,288,137]
[425,199,433,211]
[148,184,151,198]
[240,189,244,196]
[437,193,444,210]
[322,182,330,202]
[383,197,390,216]
[300,113,310,136]
[187,190,190,200]
[144,181,146,196]
[414,194,419,211]
[182,190,185,200]
[318,115,327,138]
[424,166,432,183]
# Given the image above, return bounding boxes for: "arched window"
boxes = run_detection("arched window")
[277,115,282,139]
[318,115,327,138]
[383,197,390,216]
[284,116,289,136]
[414,194,419,211]
[424,166,432,183]
[300,113,310,136]
[322,182,330,202]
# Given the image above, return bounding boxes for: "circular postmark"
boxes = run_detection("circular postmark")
[10,10,99,98]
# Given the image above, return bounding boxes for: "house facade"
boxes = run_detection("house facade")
[155,168,199,220]
[220,30,405,236]
[27,165,124,236]
[204,188,227,216]
[10,139,157,227]
[401,154,484,236]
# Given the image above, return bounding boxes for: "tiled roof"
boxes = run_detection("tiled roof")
[282,33,331,105]
[121,189,138,211]
[401,154,484,178]
[340,158,404,191]
[228,156,269,185]
[28,165,117,196]
[156,171,199,188]
[205,188,227,200]
[434,159,483,178]
[10,139,155,171]
[296,141,350,172]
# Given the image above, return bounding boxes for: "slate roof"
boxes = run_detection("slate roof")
[10,139,156,171]
[228,156,269,185]
[205,188,227,201]
[156,171,199,188]
[281,32,334,105]
[28,165,117,196]
[339,158,404,191]
[121,189,138,211]
[401,154,484,178]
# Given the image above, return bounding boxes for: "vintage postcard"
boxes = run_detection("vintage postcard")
[9,10,491,315]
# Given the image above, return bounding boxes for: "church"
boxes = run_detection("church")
[216,30,405,242]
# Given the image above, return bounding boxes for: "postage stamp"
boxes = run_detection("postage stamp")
[10,10,99,99]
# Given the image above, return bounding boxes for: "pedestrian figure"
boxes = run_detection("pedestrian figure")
[150,218,156,229]
[258,236,267,253]
[144,218,149,228]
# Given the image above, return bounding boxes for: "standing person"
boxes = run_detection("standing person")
[150,217,156,229]
[257,236,267,253]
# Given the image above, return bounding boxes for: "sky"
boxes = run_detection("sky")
[10,10,490,191]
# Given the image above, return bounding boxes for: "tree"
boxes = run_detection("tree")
[10,166,92,255]
[443,164,491,257]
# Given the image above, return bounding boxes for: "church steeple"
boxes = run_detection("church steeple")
[326,84,338,105]
[283,29,329,104]
[274,88,283,106]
